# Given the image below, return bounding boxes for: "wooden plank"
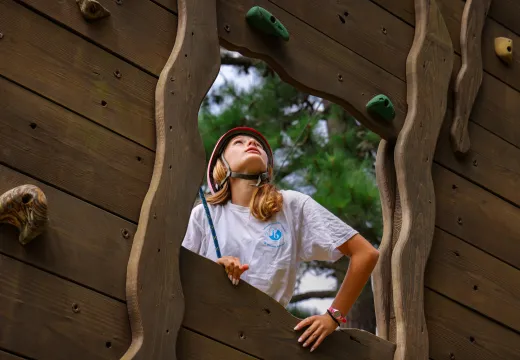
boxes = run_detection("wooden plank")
[435,118,520,207]
[0,0,157,150]
[177,330,258,360]
[488,0,520,36]
[426,228,520,333]
[425,289,520,360]
[0,351,25,360]
[433,163,520,270]
[450,0,492,155]
[122,0,220,358]
[0,250,255,360]
[370,0,520,93]
[390,1,453,359]
[216,0,404,140]
[0,76,153,222]
[372,140,397,341]
[0,253,131,360]
[18,0,176,76]
[180,248,396,360]
[0,164,133,301]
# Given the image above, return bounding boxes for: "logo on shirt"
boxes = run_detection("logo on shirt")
[263,222,285,248]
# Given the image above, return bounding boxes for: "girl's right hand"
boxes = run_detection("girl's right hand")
[216,256,249,286]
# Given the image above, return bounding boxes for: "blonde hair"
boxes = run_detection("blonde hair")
[207,159,283,221]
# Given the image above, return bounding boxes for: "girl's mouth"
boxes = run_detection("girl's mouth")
[246,148,260,155]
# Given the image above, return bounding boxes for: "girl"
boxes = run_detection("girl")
[182,127,379,352]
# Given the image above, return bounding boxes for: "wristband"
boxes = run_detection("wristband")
[326,309,341,327]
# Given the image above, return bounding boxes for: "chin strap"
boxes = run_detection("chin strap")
[217,155,270,190]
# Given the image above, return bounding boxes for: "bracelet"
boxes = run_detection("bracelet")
[326,309,340,327]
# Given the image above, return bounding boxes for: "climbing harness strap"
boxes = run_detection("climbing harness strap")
[217,155,269,190]
[198,188,222,259]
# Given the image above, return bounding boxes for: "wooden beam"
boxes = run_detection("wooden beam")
[372,139,397,341]
[0,351,25,360]
[121,0,220,358]
[391,1,453,359]
[180,248,396,360]
[451,0,492,154]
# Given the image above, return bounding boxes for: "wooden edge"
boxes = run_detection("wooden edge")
[450,0,492,155]
[392,0,454,359]
[216,0,400,141]
[372,139,396,340]
[121,0,221,358]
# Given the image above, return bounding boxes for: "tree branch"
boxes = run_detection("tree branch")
[290,290,337,303]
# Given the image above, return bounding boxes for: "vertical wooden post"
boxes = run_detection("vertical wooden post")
[391,0,453,359]
[121,0,221,358]
[450,0,493,155]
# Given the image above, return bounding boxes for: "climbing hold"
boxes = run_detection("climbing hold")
[494,37,513,65]
[366,94,395,121]
[245,6,289,41]
[0,185,48,245]
[76,0,111,22]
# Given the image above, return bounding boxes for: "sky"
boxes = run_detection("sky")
[208,54,338,314]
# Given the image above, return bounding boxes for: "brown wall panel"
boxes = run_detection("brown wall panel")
[434,164,520,269]
[0,164,132,300]
[0,253,131,360]
[0,0,156,150]
[177,330,258,360]
[435,118,520,207]
[426,289,520,360]
[426,228,520,332]
[489,0,520,36]
[18,0,176,76]
[0,351,24,360]
[0,76,153,222]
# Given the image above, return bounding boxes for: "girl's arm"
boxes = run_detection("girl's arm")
[294,234,379,352]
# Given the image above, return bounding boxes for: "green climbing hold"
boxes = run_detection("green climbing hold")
[246,6,289,41]
[366,94,395,121]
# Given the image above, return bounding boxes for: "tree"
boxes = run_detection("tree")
[198,50,383,332]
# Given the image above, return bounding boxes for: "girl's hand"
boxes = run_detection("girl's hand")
[294,314,338,352]
[216,256,249,286]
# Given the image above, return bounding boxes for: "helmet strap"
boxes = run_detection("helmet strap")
[217,155,270,190]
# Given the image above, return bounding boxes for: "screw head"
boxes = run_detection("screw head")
[114,70,122,79]
[337,74,343,82]
[116,0,123,4]
[72,303,80,313]
[224,24,231,32]
[0,33,4,39]
[121,228,131,239]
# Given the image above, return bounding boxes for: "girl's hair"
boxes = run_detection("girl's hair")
[206,158,283,221]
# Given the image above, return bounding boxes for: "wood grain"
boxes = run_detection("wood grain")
[391,1,453,359]
[0,164,133,300]
[0,0,157,149]
[0,249,257,360]
[0,76,154,222]
[451,0,492,155]
[371,0,520,94]
[436,117,520,207]
[426,228,520,333]
[121,0,220,358]
[216,0,404,140]
[0,253,131,360]
[0,351,25,360]
[426,288,520,360]
[267,0,520,149]
[372,139,397,340]
[434,163,520,270]
[18,0,176,76]
[488,0,520,37]
[180,248,396,360]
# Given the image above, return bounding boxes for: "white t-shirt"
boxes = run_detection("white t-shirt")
[182,190,358,307]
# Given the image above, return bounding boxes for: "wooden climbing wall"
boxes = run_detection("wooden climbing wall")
[0,0,519,360]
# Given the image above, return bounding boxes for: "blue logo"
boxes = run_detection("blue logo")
[263,222,285,248]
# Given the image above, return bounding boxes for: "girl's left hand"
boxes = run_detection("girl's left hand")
[294,314,338,352]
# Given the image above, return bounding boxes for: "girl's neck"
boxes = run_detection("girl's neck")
[229,178,257,207]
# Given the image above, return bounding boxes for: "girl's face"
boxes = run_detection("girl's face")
[223,135,269,174]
